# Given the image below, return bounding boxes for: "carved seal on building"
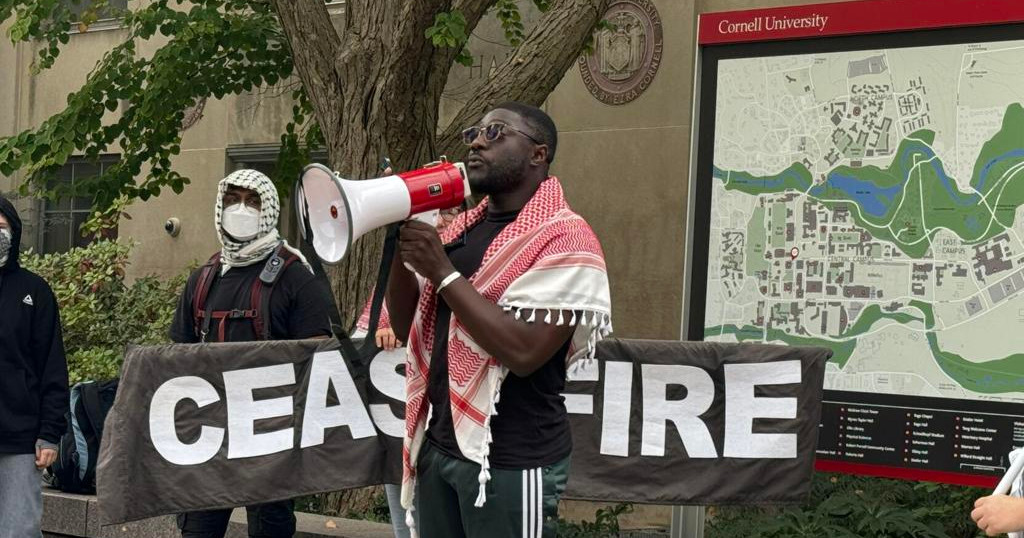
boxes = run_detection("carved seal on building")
[578,0,663,105]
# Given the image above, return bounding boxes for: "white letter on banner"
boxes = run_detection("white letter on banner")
[368,349,406,438]
[149,376,224,465]
[599,361,632,457]
[224,363,295,459]
[723,361,800,458]
[564,354,599,415]
[301,350,377,447]
[641,364,717,457]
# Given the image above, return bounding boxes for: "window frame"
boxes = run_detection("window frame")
[36,155,120,254]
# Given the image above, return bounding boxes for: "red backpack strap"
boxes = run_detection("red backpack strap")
[250,245,302,340]
[192,252,222,341]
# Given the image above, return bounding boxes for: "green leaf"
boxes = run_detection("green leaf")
[9,16,30,41]
[425,10,469,53]
[455,48,474,67]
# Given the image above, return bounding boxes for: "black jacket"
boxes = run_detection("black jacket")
[0,196,69,454]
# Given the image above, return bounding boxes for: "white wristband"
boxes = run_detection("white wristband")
[436,271,462,292]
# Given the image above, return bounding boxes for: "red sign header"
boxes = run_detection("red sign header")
[699,0,1024,45]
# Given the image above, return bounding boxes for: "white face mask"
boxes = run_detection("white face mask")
[221,204,261,242]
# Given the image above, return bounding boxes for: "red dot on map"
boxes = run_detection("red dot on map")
[790,247,799,260]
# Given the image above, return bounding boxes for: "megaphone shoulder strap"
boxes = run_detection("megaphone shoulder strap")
[359,223,401,361]
[293,175,399,362]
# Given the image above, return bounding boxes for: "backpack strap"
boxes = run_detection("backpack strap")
[78,382,105,441]
[77,382,105,485]
[250,244,301,340]
[193,252,222,342]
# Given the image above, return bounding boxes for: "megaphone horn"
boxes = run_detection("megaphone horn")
[298,160,471,264]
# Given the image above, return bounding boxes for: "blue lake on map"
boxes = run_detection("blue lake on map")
[714,143,1024,219]
[809,175,901,218]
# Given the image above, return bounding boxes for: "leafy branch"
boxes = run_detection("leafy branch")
[0,0,293,210]
[425,10,472,67]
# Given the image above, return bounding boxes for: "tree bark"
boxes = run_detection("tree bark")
[437,0,610,159]
[271,0,607,329]
[269,0,344,154]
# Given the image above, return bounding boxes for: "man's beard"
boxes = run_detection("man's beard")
[468,154,528,195]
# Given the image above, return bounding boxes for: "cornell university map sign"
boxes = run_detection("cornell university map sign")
[687,0,1024,487]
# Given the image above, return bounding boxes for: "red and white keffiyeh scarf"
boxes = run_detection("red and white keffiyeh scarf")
[400,177,612,516]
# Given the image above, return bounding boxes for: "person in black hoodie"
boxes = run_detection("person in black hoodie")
[0,195,69,538]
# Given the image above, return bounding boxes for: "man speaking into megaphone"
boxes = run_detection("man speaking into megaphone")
[385,102,612,538]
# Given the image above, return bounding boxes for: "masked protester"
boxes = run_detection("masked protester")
[386,103,612,538]
[0,196,69,538]
[168,170,334,538]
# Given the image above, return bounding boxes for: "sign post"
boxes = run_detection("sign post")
[670,506,705,538]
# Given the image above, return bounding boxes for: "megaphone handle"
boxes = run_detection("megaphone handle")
[401,210,438,275]
[411,209,439,227]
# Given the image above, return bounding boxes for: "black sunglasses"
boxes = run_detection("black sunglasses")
[461,122,542,146]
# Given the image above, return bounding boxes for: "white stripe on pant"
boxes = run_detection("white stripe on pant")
[522,467,545,538]
[534,468,542,538]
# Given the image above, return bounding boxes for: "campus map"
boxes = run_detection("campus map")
[705,40,1024,403]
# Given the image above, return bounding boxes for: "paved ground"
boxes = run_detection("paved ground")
[42,490,394,538]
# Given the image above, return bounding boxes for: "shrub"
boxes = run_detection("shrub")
[706,472,987,538]
[20,239,188,383]
[557,503,633,537]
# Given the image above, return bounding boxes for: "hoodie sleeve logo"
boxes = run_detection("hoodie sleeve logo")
[23,294,33,306]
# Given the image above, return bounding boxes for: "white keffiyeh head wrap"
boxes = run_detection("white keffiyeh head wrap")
[215,169,310,274]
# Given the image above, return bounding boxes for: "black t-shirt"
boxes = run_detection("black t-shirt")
[170,256,333,343]
[426,210,573,469]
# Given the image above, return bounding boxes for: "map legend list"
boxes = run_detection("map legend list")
[816,396,1024,477]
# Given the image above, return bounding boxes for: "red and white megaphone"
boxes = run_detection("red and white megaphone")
[296,159,471,264]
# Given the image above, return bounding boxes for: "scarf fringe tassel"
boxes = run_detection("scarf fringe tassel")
[474,369,506,508]
[406,504,417,538]
[473,305,613,506]
[502,305,613,359]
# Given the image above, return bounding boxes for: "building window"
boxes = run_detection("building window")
[65,0,127,22]
[39,157,119,254]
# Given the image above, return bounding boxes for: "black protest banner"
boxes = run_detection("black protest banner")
[97,338,404,524]
[563,339,829,504]
[97,338,829,524]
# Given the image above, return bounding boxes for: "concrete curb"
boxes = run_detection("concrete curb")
[42,490,394,538]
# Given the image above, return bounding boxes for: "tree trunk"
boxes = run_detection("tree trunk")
[316,485,386,519]
[271,0,609,328]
